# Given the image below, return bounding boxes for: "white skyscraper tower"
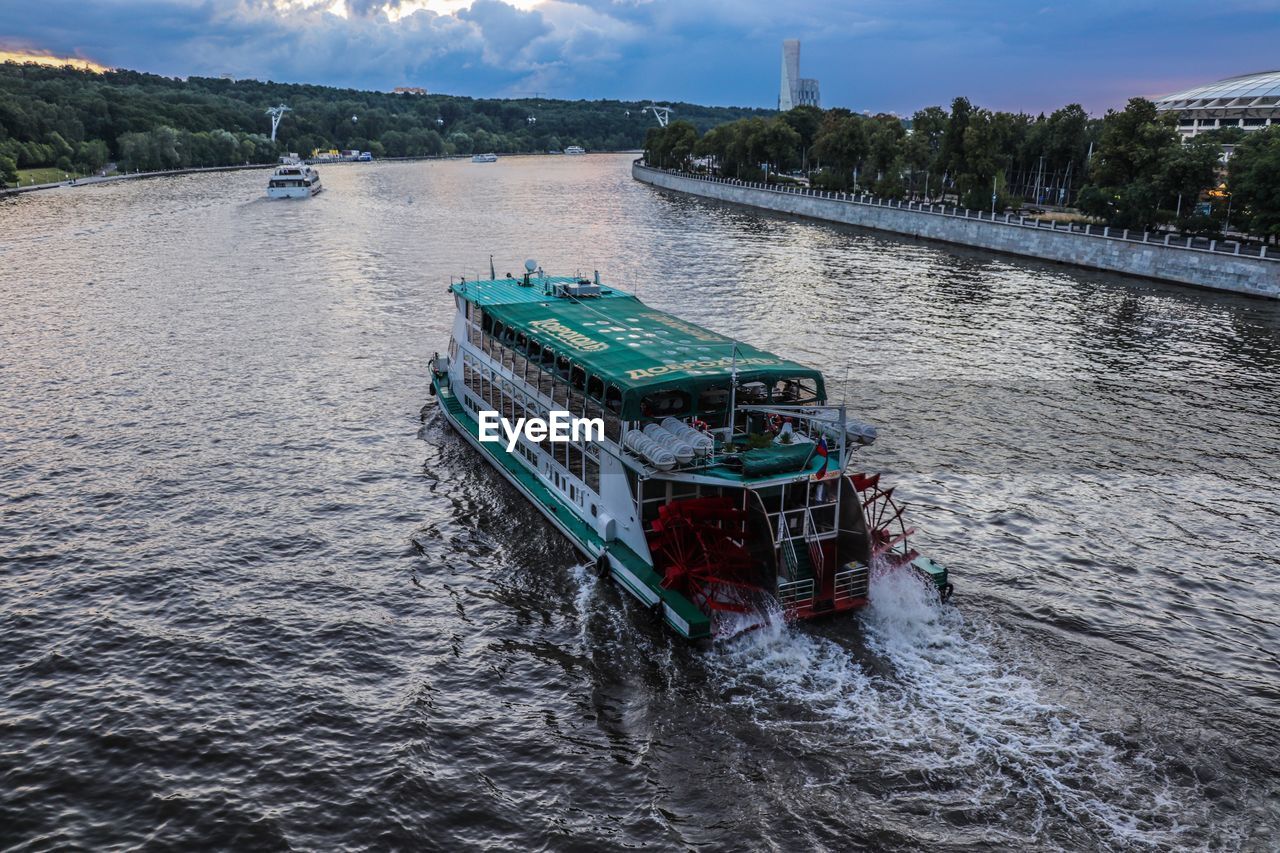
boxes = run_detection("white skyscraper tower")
[779,39,800,111]
[779,39,820,111]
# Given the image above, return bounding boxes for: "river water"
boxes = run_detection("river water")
[1,154,1277,851]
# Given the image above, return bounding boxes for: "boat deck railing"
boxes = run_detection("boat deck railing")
[777,577,814,607]
[834,564,870,602]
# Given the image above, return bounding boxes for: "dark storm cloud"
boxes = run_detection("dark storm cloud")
[3,0,1279,111]
[458,0,551,58]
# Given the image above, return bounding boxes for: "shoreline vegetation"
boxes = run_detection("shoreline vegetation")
[643,101,1280,245]
[0,60,764,189]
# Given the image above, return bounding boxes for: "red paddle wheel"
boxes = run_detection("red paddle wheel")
[647,497,767,616]
[850,473,918,565]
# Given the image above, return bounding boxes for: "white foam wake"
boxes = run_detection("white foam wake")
[569,561,600,645]
[711,566,1193,849]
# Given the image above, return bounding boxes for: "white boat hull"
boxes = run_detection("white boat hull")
[267,181,321,199]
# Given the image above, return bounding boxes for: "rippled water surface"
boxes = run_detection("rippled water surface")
[2,154,1279,851]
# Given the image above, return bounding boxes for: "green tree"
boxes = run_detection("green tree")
[812,112,867,188]
[781,105,823,168]
[757,117,801,177]
[1229,126,1280,243]
[1077,98,1181,229]
[0,153,17,187]
[957,109,1007,209]
[665,120,699,169]
[446,131,473,155]
[73,138,109,173]
[866,114,906,178]
[1158,134,1220,224]
[905,106,947,193]
[938,96,973,193]
[643,120,698,169]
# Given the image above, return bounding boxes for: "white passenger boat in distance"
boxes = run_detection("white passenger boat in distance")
[472,153,498,163]
[267,163,322,198]
[563,146,585,155]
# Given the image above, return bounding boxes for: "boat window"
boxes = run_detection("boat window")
[604,385,623,413]
[641,390,691,418]
[737,381,769,404]
[566,382,582,417]
[555,355,572,381]
[481,311,493,335]
[698,387,730,414]
[771,377,821,403]
[586,375,605,400]
[570,364,586,391]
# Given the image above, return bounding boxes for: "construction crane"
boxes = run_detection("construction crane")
[265,104,290,142]
[645,103,673,128]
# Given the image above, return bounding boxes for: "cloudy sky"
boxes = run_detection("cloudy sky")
[4,0,1279,114]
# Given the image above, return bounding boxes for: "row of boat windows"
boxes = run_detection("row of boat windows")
[461,351,603,493]
[268,179,315,187]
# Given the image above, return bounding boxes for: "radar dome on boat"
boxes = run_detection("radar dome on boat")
[524,259,538,272]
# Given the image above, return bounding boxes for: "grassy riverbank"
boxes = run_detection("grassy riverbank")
[16,166,93,185]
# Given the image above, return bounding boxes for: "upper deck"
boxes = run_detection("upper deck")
[450,274,825,420]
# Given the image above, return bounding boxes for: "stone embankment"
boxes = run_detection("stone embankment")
[633,161,1278,299]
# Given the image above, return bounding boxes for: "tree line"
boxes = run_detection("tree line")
[0,61,769,186]
[644,99,1280,243]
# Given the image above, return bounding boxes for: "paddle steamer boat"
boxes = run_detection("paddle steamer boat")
[429,264,951,639]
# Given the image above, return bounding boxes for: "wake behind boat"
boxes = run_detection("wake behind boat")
[428,263,953,640]
[267,163,322,198]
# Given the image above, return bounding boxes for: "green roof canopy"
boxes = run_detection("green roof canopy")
[454,276,824,419]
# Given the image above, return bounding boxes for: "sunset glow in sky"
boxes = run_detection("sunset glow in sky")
[4,0,1279,113]
[0,48,111,74]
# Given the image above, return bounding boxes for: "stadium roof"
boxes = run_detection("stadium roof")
[1155,70,1280,111]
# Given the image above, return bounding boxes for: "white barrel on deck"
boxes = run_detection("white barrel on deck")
[624,430,676,471]
[643,423,695,464]
[661,417,713,456]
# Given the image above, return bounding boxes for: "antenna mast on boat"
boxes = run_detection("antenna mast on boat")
[727,344,739,437]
